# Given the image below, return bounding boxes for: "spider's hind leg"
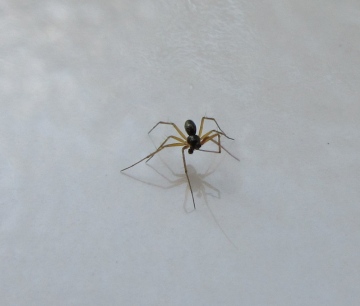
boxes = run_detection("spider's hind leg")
[121,142,185,172]
[146,135,186,163]
[182,146,196,209]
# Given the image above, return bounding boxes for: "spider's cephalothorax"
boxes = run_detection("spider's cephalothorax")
[185,120,201,154]
[121,116,238,209]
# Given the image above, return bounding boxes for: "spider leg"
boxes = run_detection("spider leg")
[200,129,231,141]
[198,117,234,140]
[148,121,187,140]
[198,133,221,153]
[182,146,196,209]
[146,135,186,163]
[210,139,240,161]
[121,142,185,172]
[200,132,240,161]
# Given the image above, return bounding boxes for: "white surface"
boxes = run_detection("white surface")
[1,1,360,305]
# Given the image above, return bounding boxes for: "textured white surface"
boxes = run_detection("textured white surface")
[1,1,360,305]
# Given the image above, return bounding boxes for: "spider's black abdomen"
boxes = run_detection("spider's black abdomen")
[187,135,201,151]
[185,120,197,136]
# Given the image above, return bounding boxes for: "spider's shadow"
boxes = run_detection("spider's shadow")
[122,151,238,249]
[121,156,221,213]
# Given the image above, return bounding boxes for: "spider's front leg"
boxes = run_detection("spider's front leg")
[198,117,234,140]
[200,129,230,142]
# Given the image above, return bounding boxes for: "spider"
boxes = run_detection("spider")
[121,117,238,209]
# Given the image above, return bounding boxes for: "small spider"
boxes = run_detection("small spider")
[121,117,238,209]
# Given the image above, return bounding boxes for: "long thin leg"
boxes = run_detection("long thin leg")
[121,142,185,171]
[200,132,240,161]
[148,121,187,140]
[146,135,186,163]
[210,139,240,161]
[198,133,221,153]
[182,146,196,209]
[200,129,232,141]
[198,117,234,140]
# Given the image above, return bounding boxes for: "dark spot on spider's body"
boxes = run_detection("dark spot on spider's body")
[185,120,201,154]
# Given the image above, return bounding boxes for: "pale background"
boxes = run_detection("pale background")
[1,1,360,305]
